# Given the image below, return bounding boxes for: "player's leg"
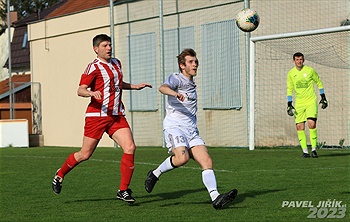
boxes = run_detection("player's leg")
[308,127,318,158]
[306,102,318,158]
[188,135,217,199]
[190,145,237,209]
[154,145,189,177]
[74,136,100,161]
[295,105,309,157]
[170,145,190,166]
[110,122,136,203]
[144,153,176,193]
[52,136,99,194]
[307,119,317,149]
[145,128,190,193]
[189,145,218,199]
[165,127,191,166]
[296,122,309,157]
[145,145,189,193]
[111,127,136,189]
[52,117,104,194]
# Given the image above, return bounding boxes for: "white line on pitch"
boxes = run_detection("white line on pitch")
[2,155,347,174]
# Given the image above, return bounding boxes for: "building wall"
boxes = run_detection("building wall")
[29,7,113,147]
[0,28,14,81]
[28,0,350,148]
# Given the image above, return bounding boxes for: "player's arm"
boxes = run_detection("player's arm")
[312,69,328,109]
[77,84,102,100]
[122,82,152,90]
[286,73,295,116]
[159,84,185,102]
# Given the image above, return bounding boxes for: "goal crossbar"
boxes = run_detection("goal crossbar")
[250,26,350,42]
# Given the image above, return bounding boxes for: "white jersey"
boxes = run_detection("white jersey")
[163,72,197,129]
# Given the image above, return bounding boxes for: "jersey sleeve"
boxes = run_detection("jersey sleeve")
[111,58,122,69]
[311,68,324,90]
[164,73,181,90]
[286,70,294,97]
[79,63,97,86]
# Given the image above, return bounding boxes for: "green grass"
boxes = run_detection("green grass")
[0,147,349,222]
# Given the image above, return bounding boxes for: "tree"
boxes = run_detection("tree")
[0,0,63,35]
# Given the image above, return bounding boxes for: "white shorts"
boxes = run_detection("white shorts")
[164,127,205,154]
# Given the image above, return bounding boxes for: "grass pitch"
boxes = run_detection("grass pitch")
[0,146,349,222]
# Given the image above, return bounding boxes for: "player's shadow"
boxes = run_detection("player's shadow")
[233,189,286,205]
[64,187,207,205]
[318,152,350,157]
[65,198,117,203]
[65,188,285,207]
[138,187,207,204]
[140,188,286,209]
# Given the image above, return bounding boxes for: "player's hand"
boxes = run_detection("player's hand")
[175,92,185,102]
[135,83,152,90]
[319,94,328,109]
[287,101,294,116]
[90,91,102,100]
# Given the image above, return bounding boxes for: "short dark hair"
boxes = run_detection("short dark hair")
[93,34,111,47]
[293,52,304,60]
[177,48,198,70]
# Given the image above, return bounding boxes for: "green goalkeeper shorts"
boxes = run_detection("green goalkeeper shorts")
[294,100,318,124]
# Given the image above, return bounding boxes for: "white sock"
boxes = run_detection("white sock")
[153,156,174,178]
[303,148,308,153]
[202,169,219,201]
[312,147,316,151]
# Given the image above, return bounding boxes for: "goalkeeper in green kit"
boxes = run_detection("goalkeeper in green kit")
[286,52,328,158]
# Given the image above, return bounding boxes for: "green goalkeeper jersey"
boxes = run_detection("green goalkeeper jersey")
[287,65,324,104]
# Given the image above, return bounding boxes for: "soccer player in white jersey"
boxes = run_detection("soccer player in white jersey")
[144,48,237,209]
[52,34,152,203]
[287,52,328,158]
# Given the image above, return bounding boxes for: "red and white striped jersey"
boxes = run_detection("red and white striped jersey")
[79,58,125,117]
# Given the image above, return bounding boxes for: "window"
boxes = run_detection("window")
[127,32,157,111]
[164,26,195,76]
[22,32,28,49]
[201,19,242,109]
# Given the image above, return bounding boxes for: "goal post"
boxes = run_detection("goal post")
[249,26,350,150]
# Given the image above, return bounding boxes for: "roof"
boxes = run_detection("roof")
[4,0,123,70]
[4,26,29,69]
[4,0,69,69]
[46,0,110,19]
[13,0,68,27]
[0,74,31,95]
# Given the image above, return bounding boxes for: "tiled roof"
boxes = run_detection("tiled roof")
[13,0,68,26]
[4,26,30,69]
[4,0,69,69]
[46,0,110,19]
[0,74,31,95]
[4,0,119,70]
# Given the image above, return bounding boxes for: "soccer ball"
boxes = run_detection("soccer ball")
[236,8,260,32]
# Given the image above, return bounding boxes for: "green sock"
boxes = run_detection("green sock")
[297,130,307,152]
[310,128,317,150]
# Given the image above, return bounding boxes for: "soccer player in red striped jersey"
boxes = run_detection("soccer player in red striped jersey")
[52,34,152,203]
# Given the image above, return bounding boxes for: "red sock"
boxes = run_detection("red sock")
[119,153,135,191]
[57,152,79,178]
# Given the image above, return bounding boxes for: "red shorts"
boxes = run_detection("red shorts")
[84,116,130,139]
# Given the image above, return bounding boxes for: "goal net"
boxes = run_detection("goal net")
[249,26,350,150]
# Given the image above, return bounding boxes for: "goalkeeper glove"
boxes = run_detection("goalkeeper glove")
[287,101,295,116]
[319,94,328,109]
